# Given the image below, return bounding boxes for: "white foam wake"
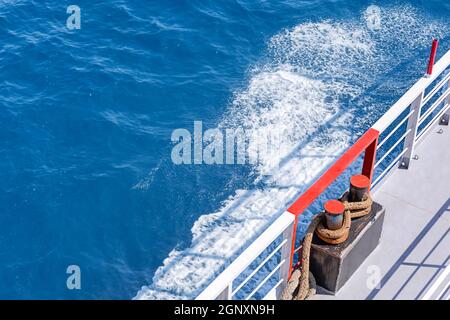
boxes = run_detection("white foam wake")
[134,5,446,299]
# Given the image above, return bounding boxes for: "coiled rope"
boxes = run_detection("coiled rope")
[281,191,372,300]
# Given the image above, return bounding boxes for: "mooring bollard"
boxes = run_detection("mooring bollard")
[324,200,345,230]
[349,174,370,202]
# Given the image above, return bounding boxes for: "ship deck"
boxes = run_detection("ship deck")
[314,121,450,300]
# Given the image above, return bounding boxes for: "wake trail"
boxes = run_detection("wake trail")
[135,5,447,299]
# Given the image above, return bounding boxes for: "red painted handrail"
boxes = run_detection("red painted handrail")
[285,128,379,277]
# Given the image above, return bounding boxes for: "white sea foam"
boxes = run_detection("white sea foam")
[220,67,346,177]
[134,6,447,299]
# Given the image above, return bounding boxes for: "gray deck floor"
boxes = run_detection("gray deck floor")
[314,122,450,300]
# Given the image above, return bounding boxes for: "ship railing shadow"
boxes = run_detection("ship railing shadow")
[366,198,450,300]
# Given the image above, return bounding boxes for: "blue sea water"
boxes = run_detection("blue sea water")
[0,0,449,299]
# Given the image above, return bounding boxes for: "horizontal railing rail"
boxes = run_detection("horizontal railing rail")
[371,47,450,182]
[197,45,450,300]
[195,211,294,300]
[286,128,379,278]
[372,49,450,133]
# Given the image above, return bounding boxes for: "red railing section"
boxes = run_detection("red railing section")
[427,39,439,76]
[286,128,380,278]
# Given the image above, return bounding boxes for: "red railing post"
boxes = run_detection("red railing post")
[288,218,298,279]
[427,39,439,76]
[286,128,380,277]
[362,131,379,190]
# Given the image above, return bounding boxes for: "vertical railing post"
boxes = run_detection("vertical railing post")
[441,76,450,125]
[287,216,298,281]
[400,92,424,169]
[278,217,295,298]
[426,39,439,76]
[362,132,378,189]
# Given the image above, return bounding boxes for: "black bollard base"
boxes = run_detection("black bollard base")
[309,201,385,293]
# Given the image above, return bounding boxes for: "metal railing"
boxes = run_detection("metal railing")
[285,128,379,279]
[371,48,450,187]
[196,47,450,300]
[195,211,295,300]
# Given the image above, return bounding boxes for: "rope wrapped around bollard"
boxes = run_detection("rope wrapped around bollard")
[281,184,373,300]
[316,192,372,245]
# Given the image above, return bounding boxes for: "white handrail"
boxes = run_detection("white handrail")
[372,49,450,173]
[195,211,294,300]
[372,49,450,133]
